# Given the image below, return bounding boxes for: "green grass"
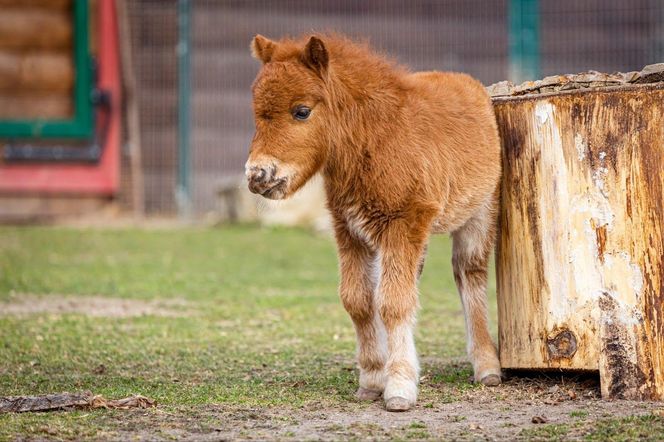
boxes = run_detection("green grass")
[0,225,658,441]
[0,225,481,439]
[570,410,590,419]
[522,414,664,441]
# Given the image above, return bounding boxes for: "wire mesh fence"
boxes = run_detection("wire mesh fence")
[125,0,663,216]
[127,0,178,214]
[540,0,664,77]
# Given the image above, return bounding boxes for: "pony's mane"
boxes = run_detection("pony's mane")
[270,33,409,81]
[322,33,406,73]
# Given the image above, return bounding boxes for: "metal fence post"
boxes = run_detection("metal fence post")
[509,0,541,83]
[176,0,192,218]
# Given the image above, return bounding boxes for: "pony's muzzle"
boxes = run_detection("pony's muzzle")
[246,164,287,199]
[246,165,270,193]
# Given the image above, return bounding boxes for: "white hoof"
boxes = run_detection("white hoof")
[383,377,417,411]
[385,396,411,412]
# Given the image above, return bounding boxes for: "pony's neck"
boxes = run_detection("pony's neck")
[322,48,407,189]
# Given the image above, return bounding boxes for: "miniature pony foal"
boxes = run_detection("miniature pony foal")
[245,34,502,411]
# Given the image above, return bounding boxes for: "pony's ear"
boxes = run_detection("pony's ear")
[302,36,328,75]
[251,34,276,64]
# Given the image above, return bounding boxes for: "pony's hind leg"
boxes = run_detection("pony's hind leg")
[451,201,502,386]
[335,226,387,400]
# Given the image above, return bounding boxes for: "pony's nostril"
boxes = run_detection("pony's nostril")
[255,168,267,182]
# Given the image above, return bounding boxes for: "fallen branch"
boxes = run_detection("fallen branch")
[0,392,156,413]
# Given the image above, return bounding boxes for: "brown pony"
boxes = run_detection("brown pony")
[246,33,501,412]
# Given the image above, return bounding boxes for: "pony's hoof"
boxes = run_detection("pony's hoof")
[480,374,501,386]
[356,387,382,401]
[385,396,411,412]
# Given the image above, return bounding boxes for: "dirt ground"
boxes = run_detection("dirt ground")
[0,294,191,318]
[2,295,662,440]
[2,294,662,441]
[88,376,661,441]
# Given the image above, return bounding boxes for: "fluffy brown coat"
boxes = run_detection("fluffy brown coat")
[246,33,501,412]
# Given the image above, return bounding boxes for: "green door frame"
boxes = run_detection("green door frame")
[0,0,93,138]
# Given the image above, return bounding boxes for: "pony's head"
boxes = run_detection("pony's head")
[245,34,331,200]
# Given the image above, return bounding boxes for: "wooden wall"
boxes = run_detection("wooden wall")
[0,0,74,119]
[0,0,117,224]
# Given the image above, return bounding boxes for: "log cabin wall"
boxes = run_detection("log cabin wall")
[0,0,74,120]
[0,0,120,223]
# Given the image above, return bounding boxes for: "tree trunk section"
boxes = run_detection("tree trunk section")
[494,84,664,400]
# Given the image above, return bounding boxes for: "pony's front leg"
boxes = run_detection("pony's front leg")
[335,227,387,400]
[377,220,429,412]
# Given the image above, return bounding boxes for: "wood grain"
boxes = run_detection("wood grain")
[0,0,70,9]
[0,52,73,92]
[0,93,72,118]
[0,9,71,50]
[494,84,664,400]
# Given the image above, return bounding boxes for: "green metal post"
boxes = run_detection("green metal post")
[176,0,192,218]
[509,0,541,83]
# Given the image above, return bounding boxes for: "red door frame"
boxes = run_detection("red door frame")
[0,0,121,195]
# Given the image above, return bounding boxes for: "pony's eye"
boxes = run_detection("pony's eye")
[293,106,311,121]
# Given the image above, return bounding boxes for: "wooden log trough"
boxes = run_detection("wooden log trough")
[489,64,664,400]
